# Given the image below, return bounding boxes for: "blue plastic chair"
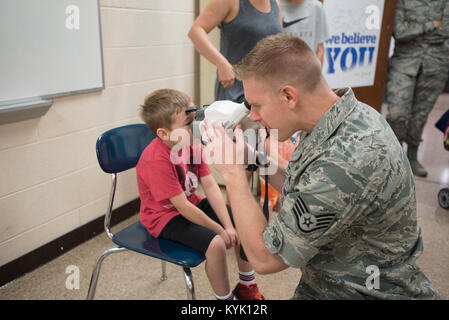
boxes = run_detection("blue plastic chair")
[87,124,205,300]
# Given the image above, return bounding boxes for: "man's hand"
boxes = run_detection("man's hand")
[200,119,247,178]
[224,226,239,247]
[217,227,232,249]
[434,20,443,28]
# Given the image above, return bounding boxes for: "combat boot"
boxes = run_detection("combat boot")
[407,144,428,177]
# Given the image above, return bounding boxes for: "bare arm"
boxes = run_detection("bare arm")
[199,121,289,271]
[276,0,283,24]
[200,173,238,246]
[221,167,289,274]
[188,0,236,88]
[316,43,324,66]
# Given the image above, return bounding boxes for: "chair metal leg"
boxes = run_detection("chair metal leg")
[161,261,167,281]
[86,246,127,300]
[182,266,196,300]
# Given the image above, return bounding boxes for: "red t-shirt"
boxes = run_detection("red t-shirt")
[136,138,211,237]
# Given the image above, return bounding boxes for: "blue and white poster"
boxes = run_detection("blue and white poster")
[322,0,385,88]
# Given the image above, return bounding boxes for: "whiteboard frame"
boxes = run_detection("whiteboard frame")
[0,0,105,123]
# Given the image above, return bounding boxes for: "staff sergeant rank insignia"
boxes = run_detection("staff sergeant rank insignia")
[293,194,336,233]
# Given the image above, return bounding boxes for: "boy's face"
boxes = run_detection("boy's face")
[158,103,195,148]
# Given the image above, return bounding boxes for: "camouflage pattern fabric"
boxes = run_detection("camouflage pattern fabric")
[386,0,449,146]
[263,88,440,299]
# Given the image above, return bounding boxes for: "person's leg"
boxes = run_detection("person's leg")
[204,235,232,297]
[197,199,264,299]
[406,68,449,177]
[385,66,416,144]
[159,215,233,299]
[223,204,265,300]
[231,246,264,299]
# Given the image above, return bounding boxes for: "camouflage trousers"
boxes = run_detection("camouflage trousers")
[386,63,449,147]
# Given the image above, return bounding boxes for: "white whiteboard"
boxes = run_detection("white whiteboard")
[0,0,104,105]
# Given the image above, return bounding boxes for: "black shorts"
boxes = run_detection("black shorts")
[159,198,232,255]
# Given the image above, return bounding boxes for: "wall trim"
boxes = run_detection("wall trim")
[0,198,140,288]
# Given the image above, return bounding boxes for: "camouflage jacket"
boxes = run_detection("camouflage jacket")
[263,88,440,299]
[391,0,449,75]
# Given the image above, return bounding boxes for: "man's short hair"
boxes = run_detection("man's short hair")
[234,34,322,92]
[140,88,191,133]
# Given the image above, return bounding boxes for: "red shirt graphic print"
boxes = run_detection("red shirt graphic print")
[136,138,211,237]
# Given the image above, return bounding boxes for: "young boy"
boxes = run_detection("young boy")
[136,88,264,300]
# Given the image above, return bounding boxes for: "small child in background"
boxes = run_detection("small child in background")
[136,88,264,300]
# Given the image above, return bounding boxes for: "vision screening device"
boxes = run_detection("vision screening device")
[185,100,271,221]
[186,99,253,144]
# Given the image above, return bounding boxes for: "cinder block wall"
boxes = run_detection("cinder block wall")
[0,0,197,267]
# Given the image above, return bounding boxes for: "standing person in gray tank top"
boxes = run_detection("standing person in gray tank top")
[189,0,282,103]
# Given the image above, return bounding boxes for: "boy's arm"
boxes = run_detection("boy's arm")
[200,173,238,247]
[169,192,231,247]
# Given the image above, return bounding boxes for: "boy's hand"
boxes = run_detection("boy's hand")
[218,228,232,249]
[224,227,239,247]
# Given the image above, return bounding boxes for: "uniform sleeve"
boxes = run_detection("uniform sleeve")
[393,0,435,41]
[141,160,184,202]
[435,2,449,38]
[263,156,372,269]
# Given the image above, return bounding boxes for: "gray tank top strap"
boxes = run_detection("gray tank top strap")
[215,0,282,102]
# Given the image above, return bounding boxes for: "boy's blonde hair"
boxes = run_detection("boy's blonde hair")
[234,34,322,92]
[140,89,191,133]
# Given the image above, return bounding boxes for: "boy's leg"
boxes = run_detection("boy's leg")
[197,199,265,300]
[159,215,232,299]
[205,235,231,297]
[232,246,264,300]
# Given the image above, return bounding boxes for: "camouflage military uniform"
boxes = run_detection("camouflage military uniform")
[263,88,440,299]
[386,0,449,147]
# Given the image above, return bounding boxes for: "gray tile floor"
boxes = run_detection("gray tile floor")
[1,95,449,300]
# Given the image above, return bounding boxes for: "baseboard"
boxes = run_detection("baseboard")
[0,198,140,288]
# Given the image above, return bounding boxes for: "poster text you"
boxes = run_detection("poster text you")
[325,4,381,75]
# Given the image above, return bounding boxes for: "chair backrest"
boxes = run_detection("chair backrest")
[96,124,156,173]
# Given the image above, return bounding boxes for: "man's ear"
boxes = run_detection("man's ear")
[156,127,170,141]
[279,85,299,110]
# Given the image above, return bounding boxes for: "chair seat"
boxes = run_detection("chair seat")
[112,221,205,268]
